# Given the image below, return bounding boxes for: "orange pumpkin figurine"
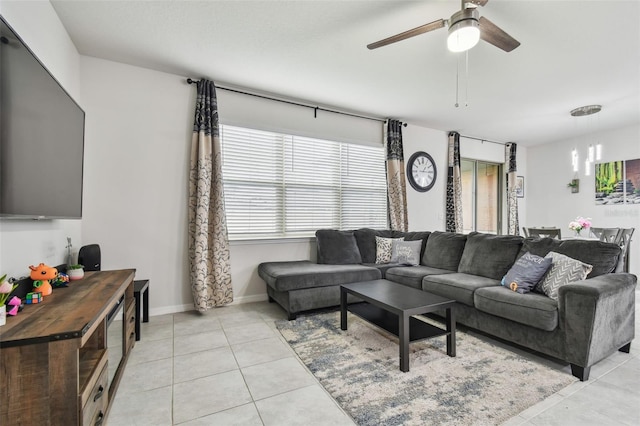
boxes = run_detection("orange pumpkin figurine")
[29,263,58,297]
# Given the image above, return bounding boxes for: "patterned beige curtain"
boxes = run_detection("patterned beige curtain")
[188,80,233,311]
[446,132,463,233]
[385,120,408,232]
[505,143,519,235]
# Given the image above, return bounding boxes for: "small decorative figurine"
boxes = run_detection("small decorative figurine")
[29,263,58,297]
[52,272,70,288]
[7,296,23,316]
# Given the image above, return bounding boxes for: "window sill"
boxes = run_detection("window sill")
[229,236,315,246]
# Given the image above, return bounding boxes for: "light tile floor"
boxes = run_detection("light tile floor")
[108,296,640,425]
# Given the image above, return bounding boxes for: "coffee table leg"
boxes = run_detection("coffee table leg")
[340,288,347,331]
[399,313,410,372]
[446,307,456,357]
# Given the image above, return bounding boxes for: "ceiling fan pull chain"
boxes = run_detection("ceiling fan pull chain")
[455,54,460,108]
[465,50,469,107]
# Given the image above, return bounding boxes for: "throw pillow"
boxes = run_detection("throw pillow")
[375,236,404,264]
[315,230,362,265]
[501,252,552,294]
[537,251,593,300]
[390,240,423,266]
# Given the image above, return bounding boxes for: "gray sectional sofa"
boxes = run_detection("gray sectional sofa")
[258,229,636,380]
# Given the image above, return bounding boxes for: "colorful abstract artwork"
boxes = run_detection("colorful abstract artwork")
[595,159,640,205]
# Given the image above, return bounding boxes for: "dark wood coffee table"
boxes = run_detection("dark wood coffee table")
[340,279,456,372]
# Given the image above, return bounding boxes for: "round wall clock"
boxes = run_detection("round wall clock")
[407,151,437,192]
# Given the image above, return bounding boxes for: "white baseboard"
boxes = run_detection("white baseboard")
[148,293,269,317]
[231,293,269,305]
[150,303,195,317]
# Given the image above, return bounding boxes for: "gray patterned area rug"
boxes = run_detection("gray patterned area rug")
[276,310,576,426]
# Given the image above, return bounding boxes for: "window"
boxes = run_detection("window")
[461,159,502,234]
[221,125,388,239]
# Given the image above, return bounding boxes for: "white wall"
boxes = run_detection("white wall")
[219,88,382,147]
[78,51,533,316]
[527,124,640,275]
[78,54,468,314]
[403,125,448,231]
[80,57,194,314]
[0,0,83,278]
[80,57,356,315]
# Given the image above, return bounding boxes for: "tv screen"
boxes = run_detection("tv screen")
[0,16,85,219]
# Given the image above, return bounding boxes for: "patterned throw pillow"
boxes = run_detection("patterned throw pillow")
[501,252,552,294]
[390,240,423,266]
[537,251,593,300]
[375,236,404,264]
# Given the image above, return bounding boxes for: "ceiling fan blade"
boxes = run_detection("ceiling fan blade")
[367,19,446,50]
[468,0,489,6]
[479,16,520,52]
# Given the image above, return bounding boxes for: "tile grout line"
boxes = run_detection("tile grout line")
[270,317,355,422]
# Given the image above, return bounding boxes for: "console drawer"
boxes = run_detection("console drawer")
[82,363,108,426]
[83,405,106,426]
[125,303,136,350]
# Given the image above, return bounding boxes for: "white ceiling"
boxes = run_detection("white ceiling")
[50,0,640,146]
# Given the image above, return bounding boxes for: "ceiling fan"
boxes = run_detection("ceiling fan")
[367,0,520,53]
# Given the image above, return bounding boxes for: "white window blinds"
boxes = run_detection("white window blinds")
[221,125,388,239]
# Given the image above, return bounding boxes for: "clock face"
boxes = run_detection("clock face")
[407,151,437,192]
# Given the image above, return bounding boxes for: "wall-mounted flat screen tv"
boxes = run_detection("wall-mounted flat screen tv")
[0,15,85,219]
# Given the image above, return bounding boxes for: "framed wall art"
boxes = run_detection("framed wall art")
[515,176,524,198]
[595,158,640,205]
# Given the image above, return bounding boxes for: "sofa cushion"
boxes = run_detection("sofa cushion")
[537,252,593,300]
[390,240,423,265]
[422,272,500,306]
[501,252,552,294]
[519,237,619,278]
[376,236,404,264]
[353,229,394,264]
[386,265,455,289]
[422,231,468,271]
[316,229,362,264]
[258,261,381,292]
[474,286,559,331]
[458,232,523,280]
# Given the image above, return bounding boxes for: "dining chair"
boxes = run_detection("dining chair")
[616,228,635,273]
[526,227,562,239]
[590,227,604,238]
[589,227,620,243]
[522,227,529,237]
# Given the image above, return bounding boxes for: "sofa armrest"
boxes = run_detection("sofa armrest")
[558,273,636,369]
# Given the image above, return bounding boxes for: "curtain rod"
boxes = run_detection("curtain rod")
[186,78,406,127]
[460,134,508,146]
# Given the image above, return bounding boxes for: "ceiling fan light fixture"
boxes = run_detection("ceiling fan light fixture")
[447,9,480,53]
